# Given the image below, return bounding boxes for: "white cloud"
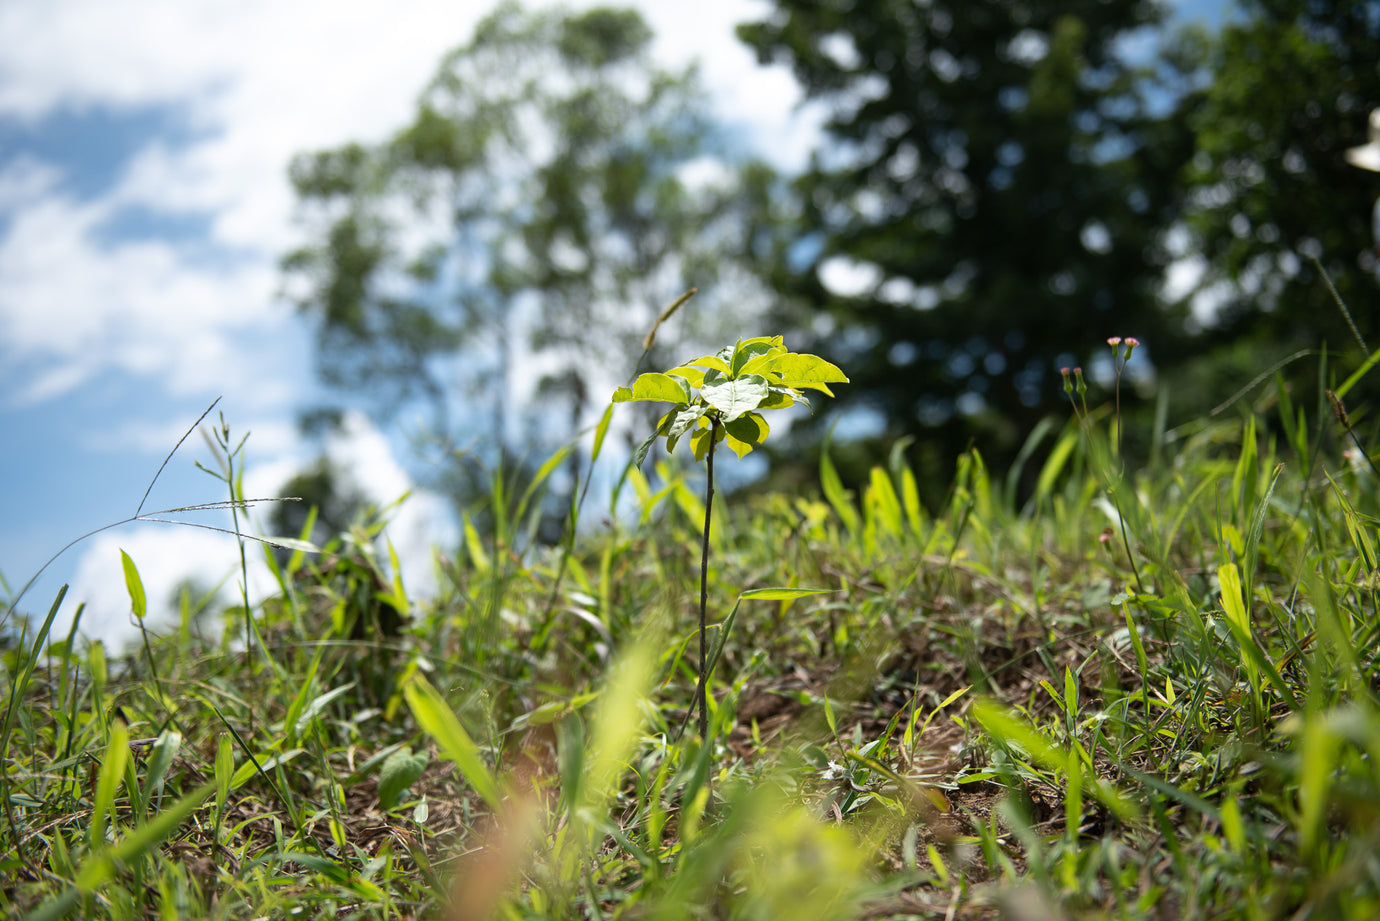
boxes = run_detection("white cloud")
[0,0,818,410]
[3,0,819,644]
[67,522,267,650]
[0,184,279,403]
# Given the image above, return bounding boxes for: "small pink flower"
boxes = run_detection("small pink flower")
[1107,336,1122,347]
[1124,337,1140,348]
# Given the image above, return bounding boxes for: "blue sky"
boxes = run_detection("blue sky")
[1,0,1226,648]
[0,0,826,647]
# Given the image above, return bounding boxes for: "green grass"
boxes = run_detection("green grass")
[5,364,1380,920]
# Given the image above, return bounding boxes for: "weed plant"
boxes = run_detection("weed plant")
[5,328,1380,919]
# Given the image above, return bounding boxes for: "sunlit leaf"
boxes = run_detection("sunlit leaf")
[120,550,146,621]
[403,675,501,810]
[731,340,782,376]
[687,354,731,374]
[613,372,692,405]
[771,353,849,394]
[725,411,769,451]
[701,374,769,422]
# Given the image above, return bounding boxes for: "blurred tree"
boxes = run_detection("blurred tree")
[1172,0,1380,412]
[738,0,1198,486]
[283,2,779,511]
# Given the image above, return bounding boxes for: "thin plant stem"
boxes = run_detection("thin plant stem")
[697,418,718,746]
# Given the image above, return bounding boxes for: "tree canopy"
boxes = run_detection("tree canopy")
[1171,0,1380,410]
[737,0,1197,480]
[284,2,777,501]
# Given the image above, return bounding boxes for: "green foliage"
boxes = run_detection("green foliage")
[1176,0,1380,374]
[737,0,1196,477]
[614,336,847,462]
[16,285,1380,920]
[284,1,780,494]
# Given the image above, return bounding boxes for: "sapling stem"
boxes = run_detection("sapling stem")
[609,337,847,748]
[696,417,718,745]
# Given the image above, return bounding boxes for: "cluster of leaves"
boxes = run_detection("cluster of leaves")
[613,336,848,462]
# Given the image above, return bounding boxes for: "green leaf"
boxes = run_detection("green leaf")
[724,412,769,452]
[758,387,798,410]
[661,365,706,388]
[612,372,692,405]
[591,403,615,463]
[701,374,769,422]
[403,676,501,810]
[739,587,834,600]
[724,430,755,458]
[820,448,860,533]
[630,428,660,470]
[690,423,719,461]
[731,339,782,376]
[769,353,849,395]
[664,404,708,454]
[91,717,130,849]
[145,730,181,806]
[378,746,430,811]
[687,354,731,374]
[120,550,146,621]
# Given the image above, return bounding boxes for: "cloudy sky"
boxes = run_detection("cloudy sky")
[0,0,1224,648]
[0,0,828,647]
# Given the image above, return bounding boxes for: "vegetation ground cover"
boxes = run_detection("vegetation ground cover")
[4,337,1380,919]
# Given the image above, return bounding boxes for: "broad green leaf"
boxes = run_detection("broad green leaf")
[758,388,797,410]
[664,404,708,454]
[145,730,182,806]
[725,412,768,451]
[771,353,849,395]
[690,423,719,461]
[731,340,781,376]
[612,372,692,405]
[701,374,769,422]
[687,354,731,374]
[403,675,501,810]
[120,550,146,621]
[378,746,429,811]
[737,335,784,352]
[661,365,706,388]
[724,430,755,458]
